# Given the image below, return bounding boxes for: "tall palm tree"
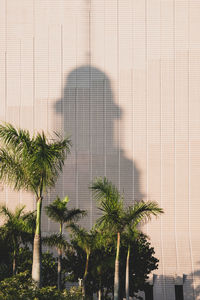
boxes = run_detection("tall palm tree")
[91,177,164,300]
[123,202,164,300]
[91,177,124,300]
[45,196,86,290]
[0,205,35,275]
[0,122,71,287]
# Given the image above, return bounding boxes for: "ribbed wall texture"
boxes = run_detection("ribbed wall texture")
[0,1,200,299]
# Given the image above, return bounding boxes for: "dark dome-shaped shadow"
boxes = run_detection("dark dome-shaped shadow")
[51,65,144,228]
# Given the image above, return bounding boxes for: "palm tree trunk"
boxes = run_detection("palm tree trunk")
[114,232,120,300]
[125,244,130,300]
[57,248,62,290]
[13,248,16,275]
[83,251,90,298]
[98,278,102,300]
[32,197,42,288]
[98,288,102,300]
[57,223,63,290]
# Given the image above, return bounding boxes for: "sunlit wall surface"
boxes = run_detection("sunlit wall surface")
[0,1,200,299]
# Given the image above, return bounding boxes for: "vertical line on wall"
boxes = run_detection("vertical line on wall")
[61,24,64,198]
[33,36,35,211]
[19,40,21,127]
[61,24,64,136]
[5,51,7,122]
[117,0,120,190]
[75,86,78,209]
[19,40,22,206]
[32,1,35,212]
[131,0,134,203]
[47,26,50,232]
[47,26,49,133]
[187,0,195,297]
[4,0,8,208]
[32,1,36,225]
[145,0,149,235]
[5,0,7,56]
[103,0,106,177]
[75,21,78,209]
[173,0,179,274]
[33,37,35,132]
[4,51,7,207]
[160,1,166,298]
[33,0,35,36]
[5,0,7,121]
[103,77,106,177]
[88,0,92,227]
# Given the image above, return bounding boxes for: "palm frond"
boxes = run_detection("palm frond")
[124,201,164,227]
[30,133,71,193]
[0,204,35,246]
[69,224,95,254]
[0,205,14,220]
[0,123,31,154]
[15,205,26,219]
[0,149,28,190]
[63,208,86,224]
[42,233,68,250]
[0,123,72,198]
[45,196,86,224]
[91,177,121,203]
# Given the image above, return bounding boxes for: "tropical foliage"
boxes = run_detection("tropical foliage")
[0,122,164,300]
[0,205,35,275]
[65,229,158,299]
[0,123,71,287]
[44,196,85,289]
[0,271,82,300]
[91,177,163,300]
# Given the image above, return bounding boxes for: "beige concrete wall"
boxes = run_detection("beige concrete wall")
[0,0,200,299]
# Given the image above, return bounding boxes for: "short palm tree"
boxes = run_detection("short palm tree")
[70,224,96,298]
[91,177,164,300]
[0,122,71,287]
[0,205,35,275]
[123,202,164,300]
[45,196,86,290]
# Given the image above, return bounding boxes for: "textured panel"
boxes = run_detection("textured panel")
[0,1,200,298]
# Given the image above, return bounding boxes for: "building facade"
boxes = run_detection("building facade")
[0,1,200,299]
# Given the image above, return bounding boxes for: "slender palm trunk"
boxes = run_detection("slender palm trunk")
[83,251,90,298]
[114,232,120,300]
[125,244,130,300]
[13,248,16,275]
[57,223,63,290]
[32,197,42,288]
[57,248,62,290]
[98,277,102,300]
[98,288,102,300]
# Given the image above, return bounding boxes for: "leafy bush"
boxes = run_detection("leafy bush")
[0,246,58,286]
[0,271,82,300]
[0,271,34,299]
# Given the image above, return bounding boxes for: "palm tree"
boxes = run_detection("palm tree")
[0,122,71,287]
[70,224,96,298]
[91,177,164,300]
[45,196,86,290]
[91,177,124,300]
[123,202,164,300]
[0,204,35,275]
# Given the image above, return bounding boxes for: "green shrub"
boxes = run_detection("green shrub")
[0,271,82,300]
[0,271,34,299]
[0,247,58,287]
